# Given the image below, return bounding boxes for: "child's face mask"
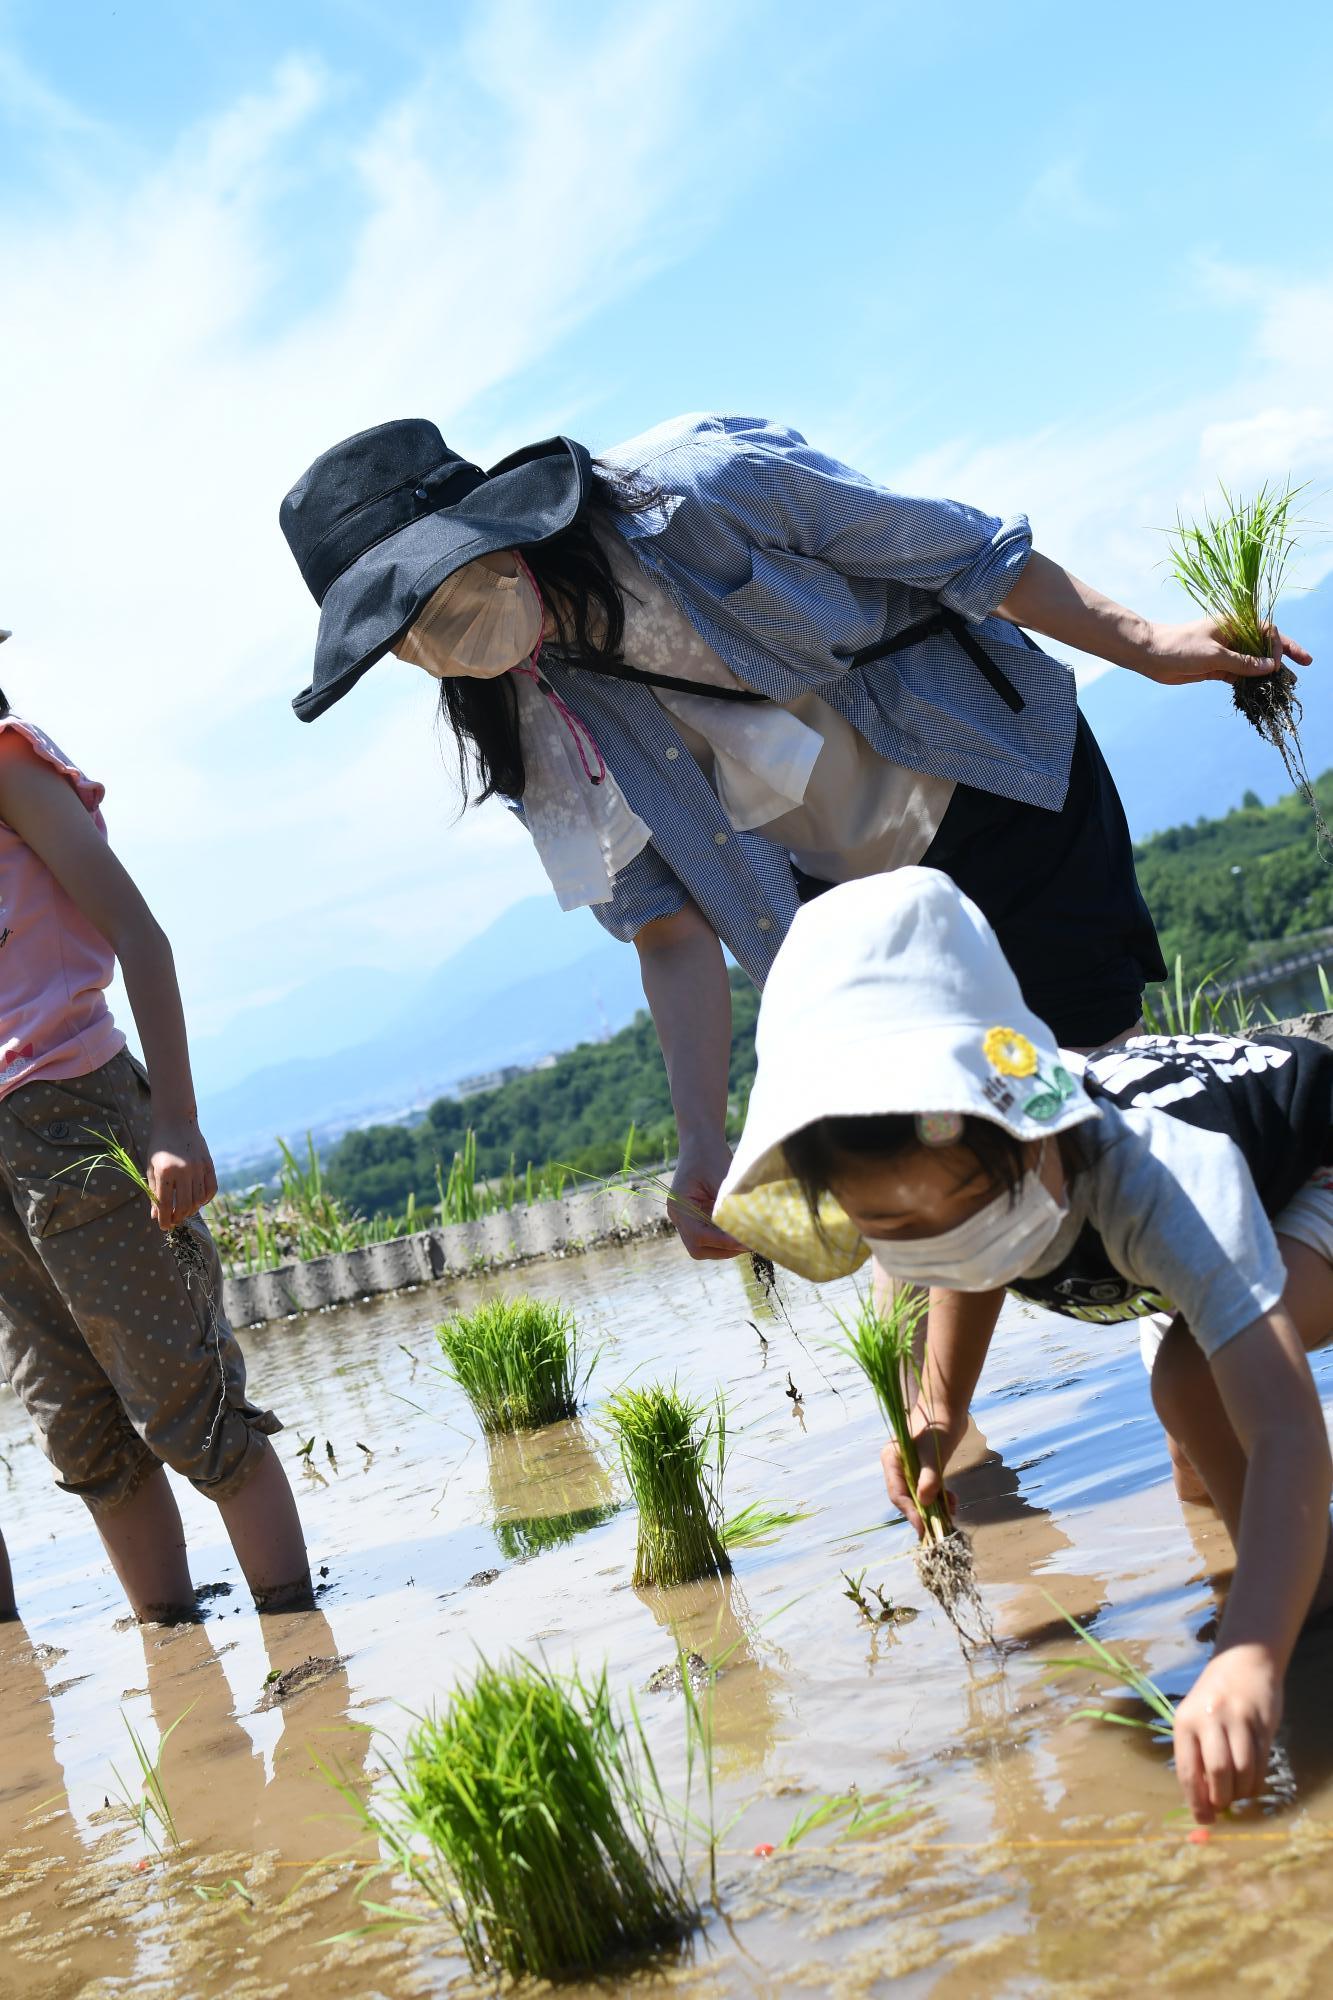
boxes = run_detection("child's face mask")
[862,1145,1067,1292]
[394,554,542,679]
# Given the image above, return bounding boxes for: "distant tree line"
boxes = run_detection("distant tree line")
[324,770,1333,1222]
[325,969,759,1218]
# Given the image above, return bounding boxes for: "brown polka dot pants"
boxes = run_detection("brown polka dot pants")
[0,1052,280,1512]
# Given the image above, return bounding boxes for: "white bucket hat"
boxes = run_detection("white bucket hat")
[714,868,1100,1281]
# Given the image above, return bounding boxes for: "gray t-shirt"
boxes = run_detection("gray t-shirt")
[1012,1095,1287,1356]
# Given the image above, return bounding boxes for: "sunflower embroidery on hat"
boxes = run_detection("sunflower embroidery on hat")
[983,1025,1075,1123]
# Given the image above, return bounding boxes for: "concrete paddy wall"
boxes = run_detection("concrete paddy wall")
[220,1012,1333,1330]
[222,1180,672,1327]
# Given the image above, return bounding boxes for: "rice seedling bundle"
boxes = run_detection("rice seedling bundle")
[1168,481,1327,848]
[839,1291,992,1648]
[383,1657,699,1979]
[436,1296,586,1433]
[606,1383,733,1589]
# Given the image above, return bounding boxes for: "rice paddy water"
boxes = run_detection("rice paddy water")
[5,1234,1333,1996]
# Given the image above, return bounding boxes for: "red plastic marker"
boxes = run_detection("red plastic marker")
[1187,1826,1212,1844]
[753,1843,775,1857]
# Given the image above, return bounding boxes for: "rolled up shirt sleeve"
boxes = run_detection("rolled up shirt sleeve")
[590,841,689,943]
[715,420,1032,622]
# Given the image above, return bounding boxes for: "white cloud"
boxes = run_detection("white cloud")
[0,0,733,1034]
[1020,153,1115,231]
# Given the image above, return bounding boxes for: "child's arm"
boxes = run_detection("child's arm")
[879,1284,1005,1531]
[1174,1304,1331,1823]
[0,750,215,1230]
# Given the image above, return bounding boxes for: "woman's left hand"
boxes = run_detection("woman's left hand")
[147,1116,218,1230]
[1173,1643,1282,1823]
[1135,619,1312,687]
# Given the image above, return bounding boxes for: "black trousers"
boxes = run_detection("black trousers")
[795,712,1166,1050]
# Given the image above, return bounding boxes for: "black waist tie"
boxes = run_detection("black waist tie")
[548,605,1027,711]
[846,608,1026,715]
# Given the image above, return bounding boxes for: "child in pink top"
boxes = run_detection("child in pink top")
[0,632,309,1622]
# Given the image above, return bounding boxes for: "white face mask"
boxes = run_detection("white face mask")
[394,554,543,679]
[864,1149,1067,1292]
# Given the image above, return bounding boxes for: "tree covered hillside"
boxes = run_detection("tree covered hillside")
[324,769,1333,1222]
[1133,769,1333,973]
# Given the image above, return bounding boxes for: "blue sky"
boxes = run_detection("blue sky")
[3,0,1332,1050]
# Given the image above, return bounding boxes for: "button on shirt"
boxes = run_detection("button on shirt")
[530,412,1075,988]
[601,524,956,880]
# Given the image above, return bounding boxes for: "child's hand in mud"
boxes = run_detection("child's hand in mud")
[881,1403,969,1536]
[148,1117,218,1230]
[1173,1644,1282,1823]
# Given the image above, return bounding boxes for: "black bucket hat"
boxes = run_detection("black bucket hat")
[280,418,593,722]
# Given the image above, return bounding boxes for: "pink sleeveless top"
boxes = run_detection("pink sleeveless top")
[0,717,125,1100]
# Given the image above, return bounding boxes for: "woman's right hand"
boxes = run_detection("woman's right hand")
[881,1401,970,1535]
[669,1137,744,1260]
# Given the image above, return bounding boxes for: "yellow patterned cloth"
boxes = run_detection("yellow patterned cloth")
[714,1178,870,1283]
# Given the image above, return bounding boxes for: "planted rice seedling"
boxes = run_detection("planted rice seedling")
[110,1705,192,1856]
[777,1785,917,1851]
[340,1656,699,1980]
[1167,481,1327,849]
[1044,1597,1176,1741]
[838,1290,992,1648]
[436,1296,589,1433]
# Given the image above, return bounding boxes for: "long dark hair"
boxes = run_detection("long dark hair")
[0,687,9,720]
[437,464,660,804]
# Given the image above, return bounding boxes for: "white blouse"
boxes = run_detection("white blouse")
[601,530,955,880]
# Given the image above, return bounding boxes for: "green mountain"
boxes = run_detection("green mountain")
[324,772,1333,1223]
[1133,770,1333,975]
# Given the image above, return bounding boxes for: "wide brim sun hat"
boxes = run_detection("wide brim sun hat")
[714,868,1101,1282]
[280,419,593,722]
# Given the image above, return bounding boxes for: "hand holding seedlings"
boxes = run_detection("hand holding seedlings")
[1165,481,1326,847]
[839,1293,992,1649]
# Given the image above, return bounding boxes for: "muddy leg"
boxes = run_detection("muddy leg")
[0,1527,15,1620]
[215,1444,313,1611]
[91,1464,195,1620]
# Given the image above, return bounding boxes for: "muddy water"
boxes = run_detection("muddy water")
[3,1239,1333,1999]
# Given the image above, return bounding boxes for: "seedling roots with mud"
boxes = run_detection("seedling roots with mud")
[838,1291,993,1649]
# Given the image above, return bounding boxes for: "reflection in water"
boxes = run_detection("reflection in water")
[143,1607,372,1868]
[634,1573,784,1776]
[0,1623,134,1988]
[486,1421,619,1561]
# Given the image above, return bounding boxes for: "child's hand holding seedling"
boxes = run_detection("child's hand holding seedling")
[147,1115,217,1231]
[1173,1643,1282,1826]
[880,1402,965,1536]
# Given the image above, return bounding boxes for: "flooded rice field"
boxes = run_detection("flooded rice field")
[4,1235,1333,1998]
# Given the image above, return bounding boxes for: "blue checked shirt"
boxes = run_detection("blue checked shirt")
[533,412,1078,988]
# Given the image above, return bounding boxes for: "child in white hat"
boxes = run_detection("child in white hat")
[715,867,1333,1825]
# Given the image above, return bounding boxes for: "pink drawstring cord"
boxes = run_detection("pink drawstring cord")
[511,552,606,787]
